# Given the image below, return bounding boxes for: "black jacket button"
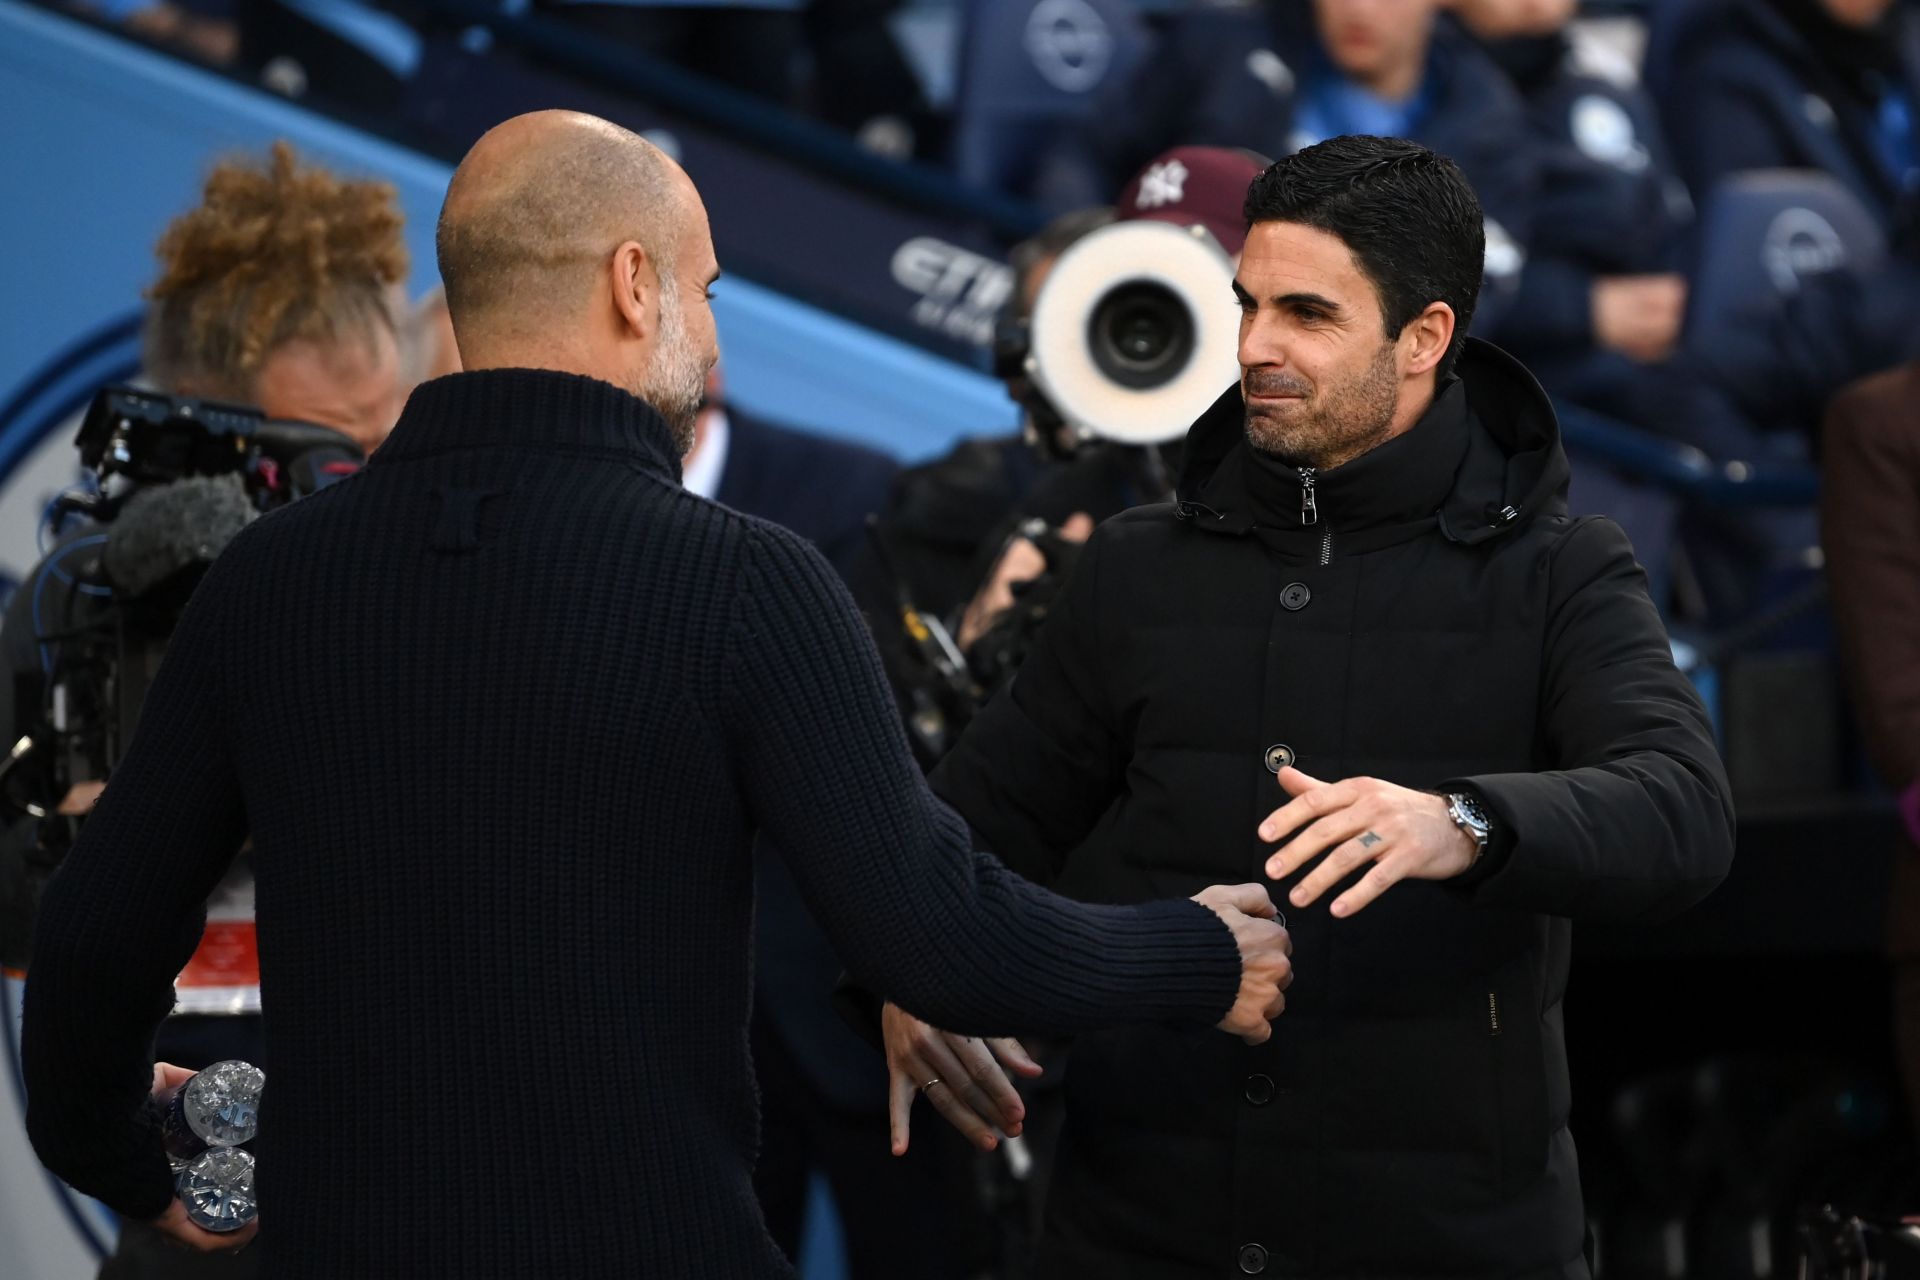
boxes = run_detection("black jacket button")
[1280,582,1311,611]
[1239,1243,1269,1274]
[1244,1074,1274,1106]
[1264,744,1295,773]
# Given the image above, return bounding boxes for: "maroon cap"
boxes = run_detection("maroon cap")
[1115,146,1269,255]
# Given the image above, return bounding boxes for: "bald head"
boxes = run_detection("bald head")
[438,111,690,340]
[433,111,722,451]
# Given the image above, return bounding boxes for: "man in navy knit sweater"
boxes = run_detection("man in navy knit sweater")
[20,111,1294,1276]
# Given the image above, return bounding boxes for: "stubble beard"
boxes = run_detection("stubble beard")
[637,275,708,456]
[1243,340,1401,471]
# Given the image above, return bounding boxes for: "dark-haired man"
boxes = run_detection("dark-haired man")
[882,136,1734,1277]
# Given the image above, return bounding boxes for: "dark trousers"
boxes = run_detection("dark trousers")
[751,1014,983,1279]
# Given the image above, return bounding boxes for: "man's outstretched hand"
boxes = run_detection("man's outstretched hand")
[1259,767,1478,918]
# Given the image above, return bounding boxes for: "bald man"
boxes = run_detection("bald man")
[20,112,1292,1277]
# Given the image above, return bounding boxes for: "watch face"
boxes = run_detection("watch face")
[1453,793,1490,831]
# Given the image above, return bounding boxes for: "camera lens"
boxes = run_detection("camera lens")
[1087,281,1196,390]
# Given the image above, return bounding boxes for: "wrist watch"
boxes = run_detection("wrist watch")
[1445,791,1493,866]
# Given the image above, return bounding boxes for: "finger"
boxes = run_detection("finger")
[918,1037,1006,1151]
[987,1037,1045,1079]
[1258,774,1354,843]
[1330,855,1410,919]
[151,1062,194,1094]
[888,1064,918,1156]
[1239,1016,1273,1046]
[1290,829,1389,909]
[1264,990,1288,1020]
[1276,765,1326,797]
[1265,806,1376,882]
[1060,512,1095,542]
[948,1034,1026,1132]
[922,1078,1003,1151]
[1213,883,1278,919]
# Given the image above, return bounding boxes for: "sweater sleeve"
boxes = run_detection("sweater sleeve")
[1446,517,1735,922]
[720,521,1241,1038]
[22,551,251,1219]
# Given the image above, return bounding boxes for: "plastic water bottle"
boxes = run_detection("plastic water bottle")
[176,1147,257,1233]
[160,1060,264,1160]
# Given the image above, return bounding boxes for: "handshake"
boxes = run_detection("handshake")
[884,883,1292,1155]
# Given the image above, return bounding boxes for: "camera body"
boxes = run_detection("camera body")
[0,387,365,905]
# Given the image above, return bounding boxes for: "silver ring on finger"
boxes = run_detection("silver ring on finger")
[920,1076,944,1093]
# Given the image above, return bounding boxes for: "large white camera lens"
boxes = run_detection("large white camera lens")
[1027,220,1240,447]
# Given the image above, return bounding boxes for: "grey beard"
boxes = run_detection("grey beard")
[638,279,707,456]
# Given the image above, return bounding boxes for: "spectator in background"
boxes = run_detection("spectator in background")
[1453,0,1697,434]
[1036,0,1537,332]
[1820,356,1920,1142]
[1663,0,1920,241]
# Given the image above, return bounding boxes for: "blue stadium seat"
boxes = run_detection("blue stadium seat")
[948,0,1152,196]
[1683,169,1886,426]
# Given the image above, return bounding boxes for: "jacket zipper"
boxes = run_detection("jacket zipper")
[1487,991,1502,1037]
[1298,468,1333,565]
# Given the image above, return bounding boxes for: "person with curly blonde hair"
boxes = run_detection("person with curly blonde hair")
[144,141,412,455]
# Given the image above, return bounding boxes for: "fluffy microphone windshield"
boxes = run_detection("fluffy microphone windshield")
[103,474,258,599]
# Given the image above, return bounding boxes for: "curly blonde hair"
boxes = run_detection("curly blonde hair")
[144,141,409,400]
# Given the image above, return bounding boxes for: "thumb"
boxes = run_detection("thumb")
[1275,765,1323,797]
[1061,512,1096,542]
[1211,883,1278,920]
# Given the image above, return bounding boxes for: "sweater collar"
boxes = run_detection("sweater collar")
[375,368,685,482]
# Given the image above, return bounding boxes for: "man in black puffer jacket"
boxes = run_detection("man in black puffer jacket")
[880,137,1735,1278]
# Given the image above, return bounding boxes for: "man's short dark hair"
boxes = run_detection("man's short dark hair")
[1242,136,1483,379]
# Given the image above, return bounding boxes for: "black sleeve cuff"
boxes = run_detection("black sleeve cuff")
[1443,784,1515,889]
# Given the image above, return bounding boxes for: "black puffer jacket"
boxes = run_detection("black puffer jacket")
[931,340,1735,1278]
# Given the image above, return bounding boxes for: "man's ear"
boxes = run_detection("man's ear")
[608,240,657,342]
[1402,301,1456,378]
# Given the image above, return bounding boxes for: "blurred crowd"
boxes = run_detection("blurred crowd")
[55,0,1920,619]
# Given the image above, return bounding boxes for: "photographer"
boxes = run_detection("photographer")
[877,148,1265,762]
[1,141,408,1276]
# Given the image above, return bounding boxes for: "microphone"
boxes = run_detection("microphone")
[102,474,258,600]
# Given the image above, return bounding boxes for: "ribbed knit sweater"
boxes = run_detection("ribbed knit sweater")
[22,369,1241,1278]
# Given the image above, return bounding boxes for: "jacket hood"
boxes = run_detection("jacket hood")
[1174,338,1570,551]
